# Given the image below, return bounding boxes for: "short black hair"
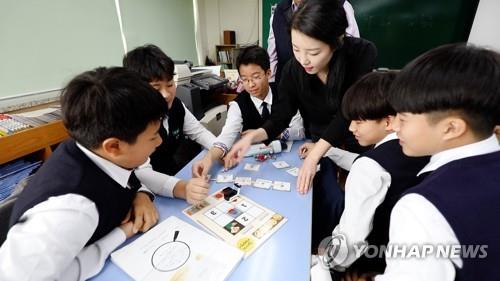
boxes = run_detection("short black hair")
[61,67,168,149]
[236,46,270,73]
[388,43,500,138]
[342,71,397,120]
[123,44,174,82]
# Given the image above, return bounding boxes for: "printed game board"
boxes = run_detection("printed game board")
[183,188,287,258]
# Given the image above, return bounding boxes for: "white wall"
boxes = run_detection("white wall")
[468,0,500,52]
[197,0,262,64]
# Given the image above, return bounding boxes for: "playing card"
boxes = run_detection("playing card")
[273,181,291,191]
[272,161,290,169]
[244,163,261,171]
[286,167,299,177]
[253,178,273,189]
[216,174,234,183]
[234,177,252,186]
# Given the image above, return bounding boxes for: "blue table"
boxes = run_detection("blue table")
[91,141,312,281]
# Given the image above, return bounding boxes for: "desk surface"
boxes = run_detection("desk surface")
[91,141,311,281]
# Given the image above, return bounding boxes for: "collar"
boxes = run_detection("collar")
[374,132,398,148]
[250,86,273,110]
[418,134,500,176]
[291,0,300,12]
[76,142,133,188]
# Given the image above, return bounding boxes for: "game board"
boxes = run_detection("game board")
[183,188,287,258]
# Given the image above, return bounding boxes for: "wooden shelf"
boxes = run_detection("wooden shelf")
[0,120,68,165]
[215,44,241,69]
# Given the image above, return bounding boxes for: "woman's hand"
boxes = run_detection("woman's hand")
[299,142,315,159]
[297,156,318,194]
[296,138,332,194]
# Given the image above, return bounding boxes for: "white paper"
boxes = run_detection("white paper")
[234,176,252,186]
[216,174,234,183]
[244,163,260,171]
[254,179,273,189]
[286,167,299,177]
[272,161,290,169]
[111,216,243,281]
[273,181,291,192]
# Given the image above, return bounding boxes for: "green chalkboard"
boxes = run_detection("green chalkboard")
[261,0,479,68]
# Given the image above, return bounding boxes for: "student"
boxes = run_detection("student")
[123,44,216,175]
[268,0,360,84]
[312,72,429,280]
[0,67,168,280]
[192,46,304,175]
[123,44,212,206]
[226,0,376,193]
[373,44,500,281]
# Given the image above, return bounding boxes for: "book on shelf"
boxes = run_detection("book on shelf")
[0,159,41,201]
[0,107,62,137]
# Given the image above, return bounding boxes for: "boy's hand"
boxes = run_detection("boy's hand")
[225,137,252,168]
[222,155,238,170]
[299,142,315,159]
[192,155,213,178]
[131,192,159,233]
[241,129,255,137]
[185,177,210,205]
[119,221,136,239]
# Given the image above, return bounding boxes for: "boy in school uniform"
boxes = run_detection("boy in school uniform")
[311,72,429,280]
[0,67,168,280]
[123,44,212,207]
[123,44,216,175]
[373,44,500,281]
[192,45,304,176]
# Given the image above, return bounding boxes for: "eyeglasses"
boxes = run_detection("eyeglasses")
[241,74,264,85]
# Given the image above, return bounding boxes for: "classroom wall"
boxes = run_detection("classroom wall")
[197,0,262,64]
[468,0,500,52]
[0,0,197,112]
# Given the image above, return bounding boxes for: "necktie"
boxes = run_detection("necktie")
[127,171,142,191]
[261,102,270,120]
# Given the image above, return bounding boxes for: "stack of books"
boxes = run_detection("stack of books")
[0,159,41,201]
[10,107,62,127]
[0,114,31,136]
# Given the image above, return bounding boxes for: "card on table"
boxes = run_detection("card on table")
[286,167,299,177]
[272,181,291,192]
[234,176,252,186]
[272,161,290,169]
[244,163,261,171]
[217,174,234,183]
[253,178,273,189]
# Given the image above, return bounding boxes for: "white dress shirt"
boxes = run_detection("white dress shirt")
[375,134,500,281]
[135,102,217,195]
[213,86,304,154]
[330,133,398,269]
[267,0,360,82]
[163,102,216,150]
[0,143,136,281]
[325,146,359,171]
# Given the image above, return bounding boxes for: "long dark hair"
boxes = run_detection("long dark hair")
[291,0,348,107]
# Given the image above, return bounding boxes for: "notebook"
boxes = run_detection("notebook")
[111,216,243,281]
